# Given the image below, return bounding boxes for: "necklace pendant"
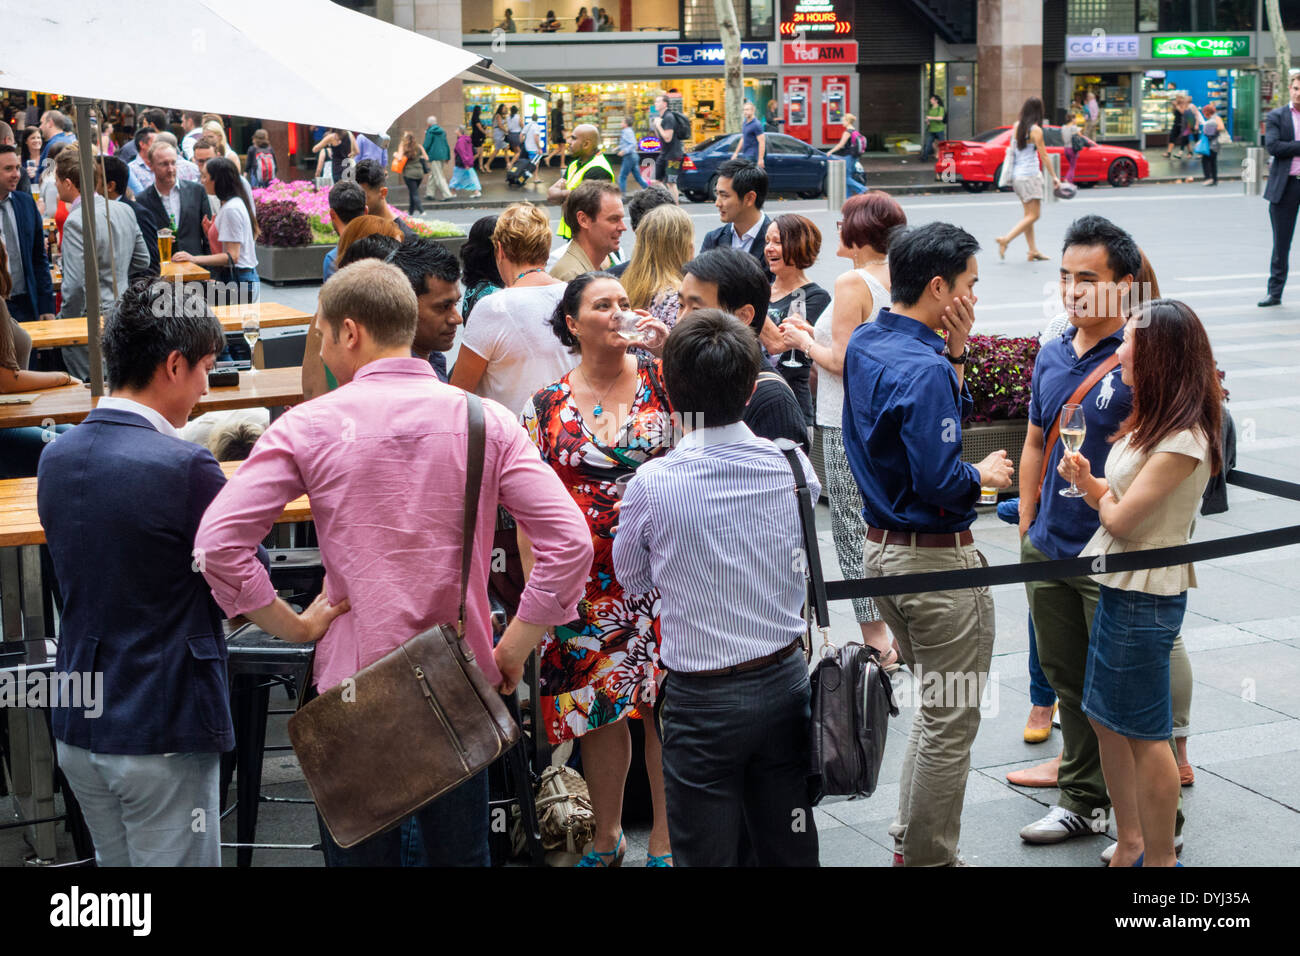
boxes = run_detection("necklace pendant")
[593,403,603,417]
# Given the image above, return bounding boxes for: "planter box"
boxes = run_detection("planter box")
[256,243,331,285]
[962,420,1030,499]
[434,235,467,259]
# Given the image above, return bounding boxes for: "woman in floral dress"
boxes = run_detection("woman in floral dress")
[520,272,674,867]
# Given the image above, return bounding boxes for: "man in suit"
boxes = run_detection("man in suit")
[1260,74,1300,307]
[37,278,271,866]
[104,155,161,277]
[700,158,774,282]
[0,144,55,322]
[138,142,212,258]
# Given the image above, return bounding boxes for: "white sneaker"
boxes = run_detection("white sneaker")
[1100,835,1183,863]
[1019,806,1094,844]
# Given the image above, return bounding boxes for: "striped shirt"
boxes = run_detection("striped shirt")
[612,422,820,673]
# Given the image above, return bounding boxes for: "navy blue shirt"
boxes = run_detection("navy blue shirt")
[739,118,764,160]
[1028,324,1130,559]
[842,308,981,533]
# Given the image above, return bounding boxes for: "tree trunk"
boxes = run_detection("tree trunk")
[1266,0,1291,107]
[713,0,744,134]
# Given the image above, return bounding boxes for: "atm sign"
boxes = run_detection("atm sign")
[782,41,858,65]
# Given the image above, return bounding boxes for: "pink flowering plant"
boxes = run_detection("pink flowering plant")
[252,179,464,246]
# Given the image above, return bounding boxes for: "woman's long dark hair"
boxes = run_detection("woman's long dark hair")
[461,215,503,292]
[206,156,259,240]
[1113,298,1223,476]
[471,105,483,128]
[21,127,40,159]
[1015,97,1044,150]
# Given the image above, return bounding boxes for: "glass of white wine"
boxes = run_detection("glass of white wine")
[780,296,806,369]
[1058,402,1087,498]
[242,312,261,374]
[615,310,645,346]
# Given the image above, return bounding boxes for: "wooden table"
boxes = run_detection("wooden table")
[0,365,304,430]
[24,301,314,350]
[160,260,211,281]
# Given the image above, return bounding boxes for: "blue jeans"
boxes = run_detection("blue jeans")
[834,155,866,196]
[658,650,818,867]
[617,155,648,192]
[317,769,489,866]
[995,498,1057,708]
[0,424,72,478]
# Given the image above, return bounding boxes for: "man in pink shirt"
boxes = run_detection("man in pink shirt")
[195,259,592,866]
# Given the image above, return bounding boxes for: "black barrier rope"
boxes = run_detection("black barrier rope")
[825,471,1300,601]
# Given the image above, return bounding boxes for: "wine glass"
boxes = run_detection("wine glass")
[615,310,645,345]
[780,296,806,369]
[1058,403,1087,498]
[242,312,261,374]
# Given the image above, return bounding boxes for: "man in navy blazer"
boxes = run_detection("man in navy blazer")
[699,157,775,283]
[1261,74,1300,307]
[0,144,55,322]
[37,278,234,866]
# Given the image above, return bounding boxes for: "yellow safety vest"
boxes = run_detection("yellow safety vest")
[557,151,615,239]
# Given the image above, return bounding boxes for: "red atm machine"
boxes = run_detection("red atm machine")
[784,75,811,142]
[822,74,849,145]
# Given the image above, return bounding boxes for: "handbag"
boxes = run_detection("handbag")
[998,126,1015,189]
[392,153,409,174]
[1193,133,1211,157]
[510,765,596,865]
[287,393,521,849]
[776,441,898,804]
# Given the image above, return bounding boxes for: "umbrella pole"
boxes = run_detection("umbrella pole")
[74,97,104,397]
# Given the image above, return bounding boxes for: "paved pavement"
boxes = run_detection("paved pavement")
[5,180,1298,868]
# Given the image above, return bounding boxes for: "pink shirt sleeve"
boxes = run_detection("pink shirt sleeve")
[195,414,309,617]
[489,403,592,626]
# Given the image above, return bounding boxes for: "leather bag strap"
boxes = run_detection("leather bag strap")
[458,393,486,637]
[1038,353,1120,496]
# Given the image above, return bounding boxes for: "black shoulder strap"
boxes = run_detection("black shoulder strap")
[777,441,829,632]
[458,393,486,637]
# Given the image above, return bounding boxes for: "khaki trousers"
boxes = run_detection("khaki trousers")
[425,160,452,200]
[863,534,995,867]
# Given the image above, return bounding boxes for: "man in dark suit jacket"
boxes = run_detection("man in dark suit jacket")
[1261,74,1300,307]
[137,145,211,259]
[0,145,55,322]
[104,155,160,277]
[700,158,775,282]
[37,278,234,866]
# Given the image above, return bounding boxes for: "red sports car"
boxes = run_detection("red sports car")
[934,126,1149,191]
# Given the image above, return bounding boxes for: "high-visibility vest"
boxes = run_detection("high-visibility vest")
[557,151,615,239]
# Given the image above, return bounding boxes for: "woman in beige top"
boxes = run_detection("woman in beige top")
[1059,299,1222,867]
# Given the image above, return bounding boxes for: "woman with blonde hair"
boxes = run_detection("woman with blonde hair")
[824,112,866,196]
[203,119,238,170]
[620,203,693,325]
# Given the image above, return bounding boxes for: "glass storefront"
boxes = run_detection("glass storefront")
[1072,73,1136,140]
[465,77,776,152]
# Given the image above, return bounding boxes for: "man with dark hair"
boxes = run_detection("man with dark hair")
[195,258,593,867]
[0,144,55,322]
[680,248,807,451]
[550,180,624,281]
[322,180,367,280]
[353,158,417,239]
[607,183,676,278]
[180,110,205,160]
[1013,216,1188,861]
[138,142,211,258]
[842,222,1013,867]
[127,127,158,193]
[38,278,234,866]
[139,107,170,133]
[103,155,160,277]
[613,308,820,867]
[700,158,773,282]
[651,92,690,201]
[389,237,463,382]
[1259,73,1300,307]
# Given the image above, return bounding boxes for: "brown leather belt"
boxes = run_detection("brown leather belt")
[866,526,974,548]
[673,639,803,679]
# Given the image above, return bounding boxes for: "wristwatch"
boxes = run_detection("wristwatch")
[945,348,967,364]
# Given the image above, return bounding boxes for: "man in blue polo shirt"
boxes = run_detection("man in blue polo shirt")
[843,222,1014,867]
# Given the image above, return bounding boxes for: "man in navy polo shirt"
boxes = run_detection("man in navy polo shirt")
[843,222,1014,867]
[1015,216,1138,846]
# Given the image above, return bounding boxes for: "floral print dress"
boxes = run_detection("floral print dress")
[521,356,674,744]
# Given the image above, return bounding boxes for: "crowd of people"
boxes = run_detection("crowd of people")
[1,95,1232,871]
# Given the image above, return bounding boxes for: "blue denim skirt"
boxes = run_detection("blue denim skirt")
[1082,585,1187,740]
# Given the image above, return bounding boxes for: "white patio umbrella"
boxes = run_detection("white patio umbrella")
[3,0,536,393]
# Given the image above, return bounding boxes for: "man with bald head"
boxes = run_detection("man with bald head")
[137,142,212,258]
[547,122,613,240]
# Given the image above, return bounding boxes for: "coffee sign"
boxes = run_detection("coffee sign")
[1151,35,1250,58]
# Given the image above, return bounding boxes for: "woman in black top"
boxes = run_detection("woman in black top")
[763,214,828,428]
[470,106,488,171]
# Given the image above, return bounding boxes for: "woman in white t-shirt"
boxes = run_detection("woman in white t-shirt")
[172,156,261,301]
[1058,299,1222,867]
[449,202,577,416]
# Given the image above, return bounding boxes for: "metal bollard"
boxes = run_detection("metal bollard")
[826,157,847,212]
[1242,147,1266,197]
[1046,153,1062,203]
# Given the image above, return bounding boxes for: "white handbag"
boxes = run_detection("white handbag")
[998,124,1016,189]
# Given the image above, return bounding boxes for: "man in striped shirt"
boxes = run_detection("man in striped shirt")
[613,309,820,867]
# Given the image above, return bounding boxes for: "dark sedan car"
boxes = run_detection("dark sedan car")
[672,132,866,202]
